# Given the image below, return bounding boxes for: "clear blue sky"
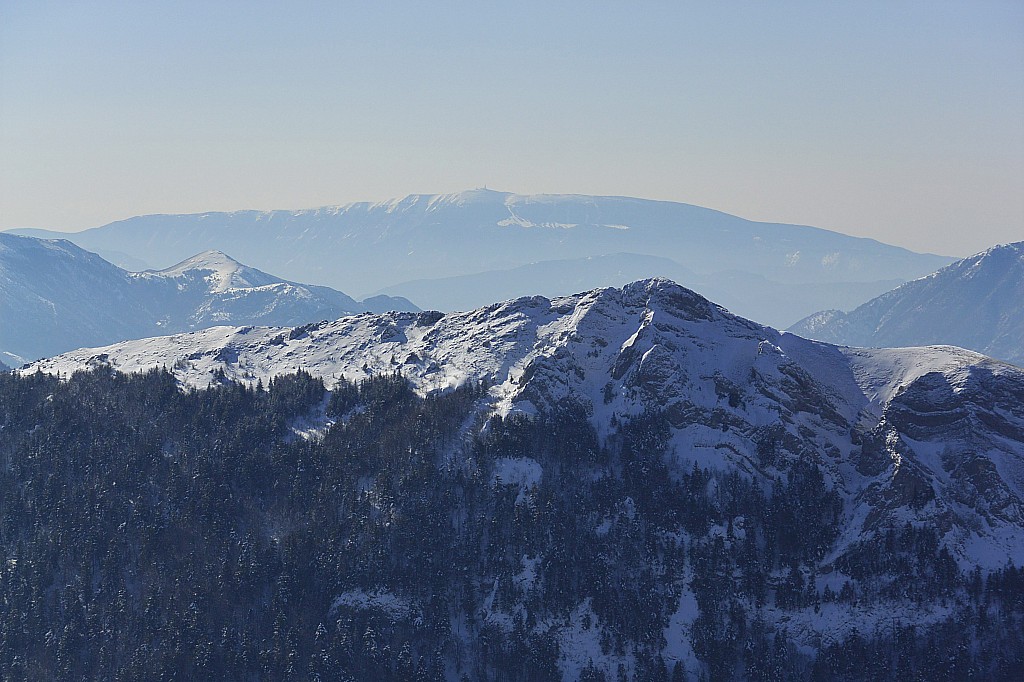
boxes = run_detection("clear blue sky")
[1,0,1021,256]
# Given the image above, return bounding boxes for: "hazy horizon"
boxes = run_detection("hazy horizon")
[2,1,1022,257]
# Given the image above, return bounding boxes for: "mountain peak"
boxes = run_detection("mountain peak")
[968,240,1023,271]
[1,235,421,363]
[163,249,245,272]
[151,250,267,292]
[451,187,510,201]
[942,240,1023,277]
[616,277,721,322]
[980,240,1023,257]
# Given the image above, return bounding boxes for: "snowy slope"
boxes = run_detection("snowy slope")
[0,234,156,364]
[790,241,1024,366]
[28,278,1024,571]
[0,234,416,363]
[9,189,953,327]
[133,250,418,329]
[145,250,287,293]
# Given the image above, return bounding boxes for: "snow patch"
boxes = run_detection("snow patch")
[330,590,418,622]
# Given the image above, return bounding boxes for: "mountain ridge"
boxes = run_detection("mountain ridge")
[27,278,1024,572]
[0,234,417,364]
[28,188,955,259]
[789,241,1024,366]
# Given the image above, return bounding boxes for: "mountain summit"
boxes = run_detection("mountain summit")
[147,250,275,293]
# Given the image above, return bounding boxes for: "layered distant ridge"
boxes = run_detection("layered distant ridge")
[790,242,1024,366]
[0,234,416,364]
[10,190,953,326]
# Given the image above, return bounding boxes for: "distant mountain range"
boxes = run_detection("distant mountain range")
[9,189,953,327]
[0,234,416,365]
[790,242,1024,367]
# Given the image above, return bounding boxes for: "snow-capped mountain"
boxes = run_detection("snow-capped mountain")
[10,189,953,327]
[28,278,1024,571]
[789,242,1024,366]
[0,234,416,364]
[133,249,417,330]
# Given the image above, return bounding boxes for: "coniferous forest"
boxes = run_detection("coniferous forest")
[0,367,1022,680]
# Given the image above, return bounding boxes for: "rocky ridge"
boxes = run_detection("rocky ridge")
[28,278,1024,571]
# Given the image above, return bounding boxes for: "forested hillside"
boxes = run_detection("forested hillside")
[1,368,1021,680]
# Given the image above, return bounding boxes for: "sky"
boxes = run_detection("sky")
[1,1,1021,257]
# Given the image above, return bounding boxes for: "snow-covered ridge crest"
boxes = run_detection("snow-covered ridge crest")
[24,278,1024,567]
[28,278,719,392]
[24,277,1009,413]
